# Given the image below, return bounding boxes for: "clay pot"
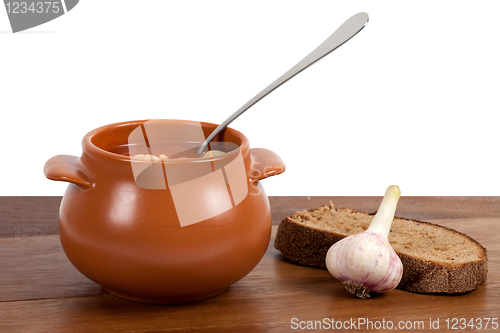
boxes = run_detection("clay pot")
[44,119,285,304]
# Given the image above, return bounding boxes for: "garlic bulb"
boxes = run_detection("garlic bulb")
[326,185,403,299]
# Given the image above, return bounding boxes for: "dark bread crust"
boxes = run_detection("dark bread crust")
[274,208,488,294]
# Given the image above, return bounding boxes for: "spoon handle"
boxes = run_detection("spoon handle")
[198,12,369,154]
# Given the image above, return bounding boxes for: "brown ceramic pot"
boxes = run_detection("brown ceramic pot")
[44,119,285,304]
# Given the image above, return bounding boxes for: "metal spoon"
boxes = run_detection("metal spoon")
[173,12,369,158]
[197,12,369,155]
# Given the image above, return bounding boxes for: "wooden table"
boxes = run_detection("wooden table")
[1,197,499,332]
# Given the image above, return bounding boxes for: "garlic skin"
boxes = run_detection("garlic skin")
[326,185,403,299]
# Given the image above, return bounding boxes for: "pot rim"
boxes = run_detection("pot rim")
[82,119,250,164]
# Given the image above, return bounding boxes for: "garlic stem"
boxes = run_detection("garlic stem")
[366,185,401,240]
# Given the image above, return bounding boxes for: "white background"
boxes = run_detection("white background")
[1,0,499,196]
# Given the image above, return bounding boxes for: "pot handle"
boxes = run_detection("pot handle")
[248,148,286,182]
[44,155,92,190]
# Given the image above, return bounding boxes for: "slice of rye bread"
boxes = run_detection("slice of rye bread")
[274,202,488,294]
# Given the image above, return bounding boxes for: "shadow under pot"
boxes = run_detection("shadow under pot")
[44,119,285,304]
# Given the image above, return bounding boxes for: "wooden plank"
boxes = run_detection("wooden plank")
[1,215,499,332]
[0,197,61,238]
[0,235,104,301]
[269,196,500,224]
[3,196,500,237]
